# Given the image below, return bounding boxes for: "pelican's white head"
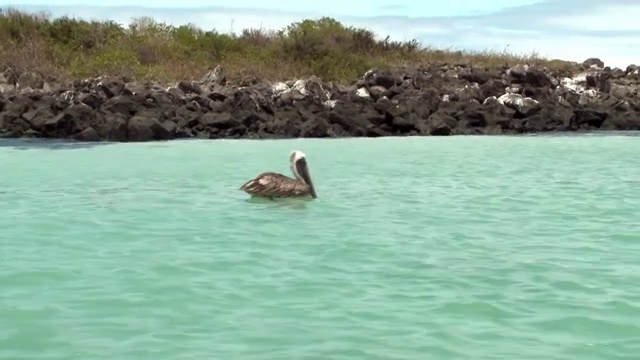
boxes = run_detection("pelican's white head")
[290,150,306,164]
[289,150,316,198]
[289,150,306,180]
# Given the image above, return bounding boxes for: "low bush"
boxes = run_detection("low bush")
[0,8,575,83]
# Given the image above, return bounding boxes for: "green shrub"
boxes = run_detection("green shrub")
[0,8,575,83]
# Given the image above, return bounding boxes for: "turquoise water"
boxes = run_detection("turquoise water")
[1,134,639,360]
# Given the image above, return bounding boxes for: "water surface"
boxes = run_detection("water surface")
[1,134,639,359]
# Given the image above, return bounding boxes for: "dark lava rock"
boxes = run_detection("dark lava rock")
[1,58,639,142]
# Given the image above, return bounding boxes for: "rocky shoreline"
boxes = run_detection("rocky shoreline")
[0,57,638,142]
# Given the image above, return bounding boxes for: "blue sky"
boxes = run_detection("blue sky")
[5,0,639,68]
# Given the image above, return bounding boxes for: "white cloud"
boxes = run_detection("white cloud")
[545,5,640,32]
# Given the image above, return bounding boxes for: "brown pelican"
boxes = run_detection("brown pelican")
[239,150,317,199]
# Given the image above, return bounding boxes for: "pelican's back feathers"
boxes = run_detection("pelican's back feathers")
[240,172,311,198]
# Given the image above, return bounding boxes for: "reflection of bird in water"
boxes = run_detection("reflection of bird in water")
[239,150,317,200]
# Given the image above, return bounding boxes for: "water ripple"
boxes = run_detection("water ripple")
[1,136,639,359]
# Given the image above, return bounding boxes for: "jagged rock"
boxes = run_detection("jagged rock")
[494,94,541,117]
[583,58,605,69]
[1,58,639,141]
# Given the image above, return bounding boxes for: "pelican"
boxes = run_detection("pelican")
[239,150,317,199]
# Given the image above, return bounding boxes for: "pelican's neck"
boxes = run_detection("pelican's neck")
[289,150,308,184]
[291,162,305,183]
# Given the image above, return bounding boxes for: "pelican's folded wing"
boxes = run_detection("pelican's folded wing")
[240,172,309,197]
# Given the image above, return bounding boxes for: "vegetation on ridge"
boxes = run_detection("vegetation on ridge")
[0,8,575,83]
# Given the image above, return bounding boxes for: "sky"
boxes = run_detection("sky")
[4,0,639,68]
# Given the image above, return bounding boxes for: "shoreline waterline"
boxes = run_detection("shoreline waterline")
[2,129,640,148]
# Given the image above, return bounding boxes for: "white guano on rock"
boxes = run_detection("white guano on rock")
[495,93,541,116]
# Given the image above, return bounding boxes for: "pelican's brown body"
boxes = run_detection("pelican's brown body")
[239,150,317,199]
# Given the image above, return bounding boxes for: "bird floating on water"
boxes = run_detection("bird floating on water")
[239,150,317,199]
